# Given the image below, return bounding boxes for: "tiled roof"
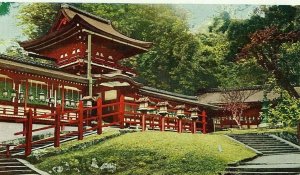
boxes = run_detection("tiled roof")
[197,88,300,104]
[141,86,198,101]
[140,86,220,109]
[0,54,58,70]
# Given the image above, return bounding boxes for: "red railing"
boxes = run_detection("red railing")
[10,95,207,157]
[219,116,260,129]
[0,144,15,158]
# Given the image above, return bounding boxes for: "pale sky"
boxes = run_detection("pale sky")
[0,3,257,53]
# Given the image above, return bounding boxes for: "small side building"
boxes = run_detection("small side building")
[197,87,284,130]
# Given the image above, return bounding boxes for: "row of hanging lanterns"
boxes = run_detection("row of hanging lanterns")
[1,77,81,108]
[57,88,80,108]
[1,78,17,99]
[137,97,200,119]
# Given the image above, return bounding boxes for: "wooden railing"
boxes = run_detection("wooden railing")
[9,95,207,157]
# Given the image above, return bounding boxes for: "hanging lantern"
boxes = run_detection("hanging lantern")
[189,107,200,120]
[48,97,55,104]
[11,89,17,98]
[175,105,186,119]
[70,90,76,107]
[39,92,46,101]
[2,78,8,97]
[156,101,172,116]
[57,98,62,105]
[70,99,76,107]
[82,96,93,107]
[19,90,24,100]
[65,97,70,106]
[29,92,34,101]
[38,83,46,101]
[2,89,8,97]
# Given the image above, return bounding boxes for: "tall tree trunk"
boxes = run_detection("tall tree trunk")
[233,112,242,129]
[274,69,300,98]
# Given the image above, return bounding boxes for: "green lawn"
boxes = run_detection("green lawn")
[35,131,255,175]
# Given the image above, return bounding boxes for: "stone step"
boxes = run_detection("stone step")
[241,142,288,146]
[246,144,290,148]
[232,136,276,139]
[237,139,282,142]
[250,145,293,149]
[227,166,300,172]
[0,158,18,162]
[0,165,29,170]
[229,134,270,136]
[0,161,23,165]
[0,169,36,174]
[256,148,299,152]
[263,151,300,155]
[236,139,278,143]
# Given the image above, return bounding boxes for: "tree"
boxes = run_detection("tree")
[221,88,260,129]
[238,27,300,98]
[0,2,12,16]
[193,13,268,90]
[269,88,300,127]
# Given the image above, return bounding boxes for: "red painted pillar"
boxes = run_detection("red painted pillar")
[25,109,33,157]
[202,111,207,134]
[141,114,146,131]
[61,85,65,113]
[161,117,165,132]
[33,108,37,117]
[78,101,84,140]
[5,145,11,158]
[247,116,250,129]
[22,122,26,136]
[220,116,223,128]
[54,105,61,147]
[24,79,28,113]
[13,81,20,115]
[192,120,196,134]
[178,119,182,133]
[119,95,125,129]
[166,118,169,129]
[97,98,103,135]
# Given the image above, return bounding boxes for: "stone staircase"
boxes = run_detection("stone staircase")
[0,158,40,175]
[0,130,99,175]
[229,134,300,155]
[224,134,300,175]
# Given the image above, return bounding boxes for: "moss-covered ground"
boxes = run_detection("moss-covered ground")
[35,131,256,175]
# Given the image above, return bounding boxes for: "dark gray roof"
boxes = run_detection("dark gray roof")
[140,86,220,109]
[61,4,111,24]
[0,54,58,70]
[141,86,198,100]
[198,88,300,104]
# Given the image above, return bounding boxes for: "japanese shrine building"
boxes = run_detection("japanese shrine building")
[0,4,219,133]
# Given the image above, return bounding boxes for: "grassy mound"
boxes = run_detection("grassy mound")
[35,131,256,175]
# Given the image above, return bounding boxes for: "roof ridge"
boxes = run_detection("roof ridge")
[198,86,263,94]
[0,53,58,70]
[61,4,111,25]
[141,86,197,100]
